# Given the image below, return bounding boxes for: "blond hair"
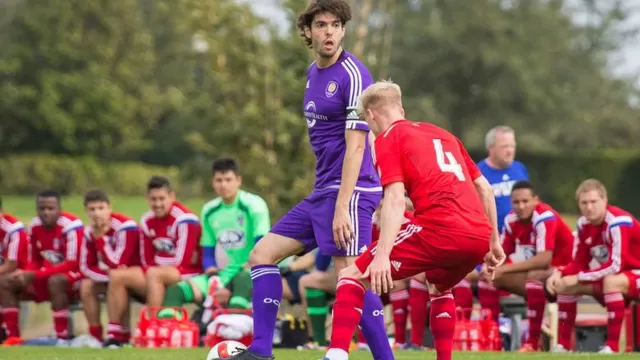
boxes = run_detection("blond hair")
[575,178,607,201]
[356,80,402,116]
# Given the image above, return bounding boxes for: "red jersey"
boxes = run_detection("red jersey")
[140,202,202,272]
[562,205,640,282]
[502,202,574,267]
[28,212,84,279]
[373,120,491,237]
[0,213,30,271]
[372,210,413,242]
[80,212,141,282]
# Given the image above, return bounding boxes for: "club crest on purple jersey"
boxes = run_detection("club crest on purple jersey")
[325,81,339,98]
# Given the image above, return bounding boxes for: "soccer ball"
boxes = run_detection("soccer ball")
[206,340,247,360]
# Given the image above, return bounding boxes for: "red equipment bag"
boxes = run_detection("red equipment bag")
[204,308,254,348]
[133,306,199,348]
[453,308,502,352]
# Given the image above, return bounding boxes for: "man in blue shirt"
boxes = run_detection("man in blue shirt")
[453,125,529,324]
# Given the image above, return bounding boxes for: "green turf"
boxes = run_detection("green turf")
[1,195,212,223]
[0,348,635,360]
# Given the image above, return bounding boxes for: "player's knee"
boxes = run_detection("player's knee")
[603,274,627,293]
[145,266,163,282]
[248,246,277,267]
[337,264,361,280]
[48,274,68,292]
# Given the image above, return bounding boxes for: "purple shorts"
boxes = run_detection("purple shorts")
[270,189,381,256]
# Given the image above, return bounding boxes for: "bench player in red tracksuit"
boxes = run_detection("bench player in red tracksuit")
[547,179,640,353]
[104,176,202,347]
[0,191,84,340]
[79,189,141,342]
[481,180,574,351]
[0,197,30,340]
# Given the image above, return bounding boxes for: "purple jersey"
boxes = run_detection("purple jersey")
[303,51,381,192]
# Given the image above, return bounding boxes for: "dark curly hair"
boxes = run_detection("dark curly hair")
[296,0,352,48]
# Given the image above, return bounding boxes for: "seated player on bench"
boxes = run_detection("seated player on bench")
[481,180,573,351]
[0,191,84,342]
[547,179,640,354]
[104,176,201,347]
[79,189,140,342]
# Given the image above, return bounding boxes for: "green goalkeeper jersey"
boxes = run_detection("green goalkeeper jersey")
[200,189,270,286]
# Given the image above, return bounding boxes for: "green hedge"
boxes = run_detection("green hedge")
[0,154,183,196]
[469,149,640,216]
[2,152,640,217]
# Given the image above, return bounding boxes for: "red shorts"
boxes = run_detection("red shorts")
[588,270,640,301]
[355,224,488,293]
[24,271,83,303]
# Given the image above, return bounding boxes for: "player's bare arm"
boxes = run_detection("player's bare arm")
[366,181,405,295]
[472,175,506,273]
[498,250,552,274]
[333,129,368,249]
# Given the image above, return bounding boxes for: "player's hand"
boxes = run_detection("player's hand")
[204,267,219,276]
[364,254,393,295]
[561,275,578,288]
[484,240,506,280]
[478,264,492,282]
[546,273,560,295]
[333,205,354,250]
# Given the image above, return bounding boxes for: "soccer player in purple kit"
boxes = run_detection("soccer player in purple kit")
[227,1,393,360]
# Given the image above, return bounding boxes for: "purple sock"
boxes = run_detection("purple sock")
[248,265,282,357]
[359,290,394,360]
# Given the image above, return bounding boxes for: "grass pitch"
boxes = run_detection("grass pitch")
[0,348,635,360]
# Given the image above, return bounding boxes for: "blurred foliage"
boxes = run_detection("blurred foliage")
[1,0,640,219]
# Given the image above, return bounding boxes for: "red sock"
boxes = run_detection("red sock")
[478,281,500,322]
[409,278,430,346]
[604,292,625,352]
[107,322,127,342]
[53,309,70,339]
[390,288,409,345]
[1,307,20,338]
[357,327,366,344]
[327,278,366,353]
[430,291,456,360]
[524,281,546,349]
[89,325,103,341]
[557,295,577,350]
[452,280,473,320]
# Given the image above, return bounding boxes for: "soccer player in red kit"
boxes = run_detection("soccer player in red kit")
[0,191,84,340]
[104,176,201,347]
[79,189,140,342]
[547,179,640,354]
[321,81,506,360]
[0,197,30,340]
[481,180,573,351]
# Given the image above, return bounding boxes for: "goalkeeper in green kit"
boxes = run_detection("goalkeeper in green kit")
[163,157,270,311]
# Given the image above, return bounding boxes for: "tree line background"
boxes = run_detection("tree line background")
[2,0,640,218]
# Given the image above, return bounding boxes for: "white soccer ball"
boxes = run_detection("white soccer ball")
[206,340,247,360]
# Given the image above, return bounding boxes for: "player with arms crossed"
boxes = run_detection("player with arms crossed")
[546,179,640,354]
[321,81,505,360]
[227,2,393,360]
[0,196,30,341]
[79,189,140,342]
[0,191,84,341]
[162,157,269,311]
[104,176,201,347]
[481,180,573,351]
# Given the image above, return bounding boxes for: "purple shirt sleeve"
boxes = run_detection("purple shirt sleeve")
[341,58,373,132]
